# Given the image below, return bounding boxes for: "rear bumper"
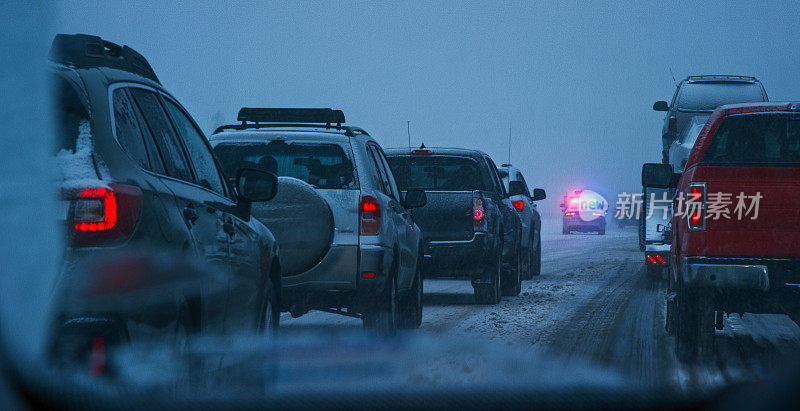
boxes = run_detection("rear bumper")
[681,257,800,314]
[280,244,393,312]
[563,216,606,230]
[422,232,498,280]
[683,261,769,291]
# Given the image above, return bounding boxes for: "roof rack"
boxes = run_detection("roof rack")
[686,75,757,84]
[214,107,369,137]
[49,34,160,84]
[213,123,370,137]
[238,108,345,124]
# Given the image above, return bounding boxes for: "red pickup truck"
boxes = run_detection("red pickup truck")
[643,102,800,361]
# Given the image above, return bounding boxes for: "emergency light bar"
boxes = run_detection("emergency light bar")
[237,108,346,125]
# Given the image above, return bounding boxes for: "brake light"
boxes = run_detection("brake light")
[66,183,142,247]
[362,272,376,279]
[564,211,577,216]
[645,252,669,266]
[411,149,431,155]
[359,195,381,235]
[473,197,487,232]
[668,116,677,133]
[512,200,524,210]
[687,183,706,230]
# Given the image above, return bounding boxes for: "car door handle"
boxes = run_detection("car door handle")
[183,206,199,224]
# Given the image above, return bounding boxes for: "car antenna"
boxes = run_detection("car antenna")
[407,120,411,150]
[507,126,512,167]
[669,67,678,87]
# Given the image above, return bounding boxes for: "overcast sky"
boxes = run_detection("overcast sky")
[53,1,800,216]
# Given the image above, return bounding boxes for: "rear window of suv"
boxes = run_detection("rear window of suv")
[387,155,487,191]
[703,113,800,164]
[213,139,358,189]
[677,83,765,111]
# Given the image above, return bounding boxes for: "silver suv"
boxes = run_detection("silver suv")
[210,108,427,334]
[653,75,767,163]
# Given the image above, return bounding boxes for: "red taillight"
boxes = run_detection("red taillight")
[66,183,143,247]
[359,195,381,235]
[411,149,431,155]
[687,183,706,230]
[668,116,677,133]
[512,200,524,210]
[89,337,105,376]
[473,197,487,231]
[362,272,376,279]
[645,253,668,266]
[564,211,577,216]
[74,188,117,232]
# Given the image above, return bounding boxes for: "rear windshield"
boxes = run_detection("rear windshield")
[703,114,800,164]
[386,155,486,191]
[677,83,765,110]
[213,140,358,189]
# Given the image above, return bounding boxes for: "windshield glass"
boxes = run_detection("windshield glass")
[5,3,800,409]
[213,140,358,189]
[677,83,765,110]
[386,155,486,191]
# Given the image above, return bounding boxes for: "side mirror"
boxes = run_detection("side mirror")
[507,181,527,197]
[641,163,675,188]
[531,188,546,201]
[236,168,278,202]
[653,101,669,112]
[402,189,427,209]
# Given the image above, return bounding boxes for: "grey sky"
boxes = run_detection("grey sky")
[54,1,800,216]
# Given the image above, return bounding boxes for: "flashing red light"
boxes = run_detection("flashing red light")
[359,195,381,235]
[655,255,666,264]
[512,200,524,210]
[362,272,376,279]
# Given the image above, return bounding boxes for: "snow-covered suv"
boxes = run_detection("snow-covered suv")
[211,109,427,334]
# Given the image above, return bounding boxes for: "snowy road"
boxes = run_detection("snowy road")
[280,220,800,392]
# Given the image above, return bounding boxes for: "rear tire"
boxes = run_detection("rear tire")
[474,255,501,304]
[398,263,423,329]
[362,275,398,335]
[674,284,715,362]
[530,240,541,277]
[501,246,522,297]
[257,281,280,335]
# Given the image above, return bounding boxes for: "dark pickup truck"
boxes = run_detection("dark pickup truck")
[385,147,523,304]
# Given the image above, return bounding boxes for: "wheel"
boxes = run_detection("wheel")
[674,284,715,362]
[398,261,423,329]
[530,239,541,277]
[362,275,398,335]
[257,281,280,335]
[474,254,501,304]
[501,245,522,296]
